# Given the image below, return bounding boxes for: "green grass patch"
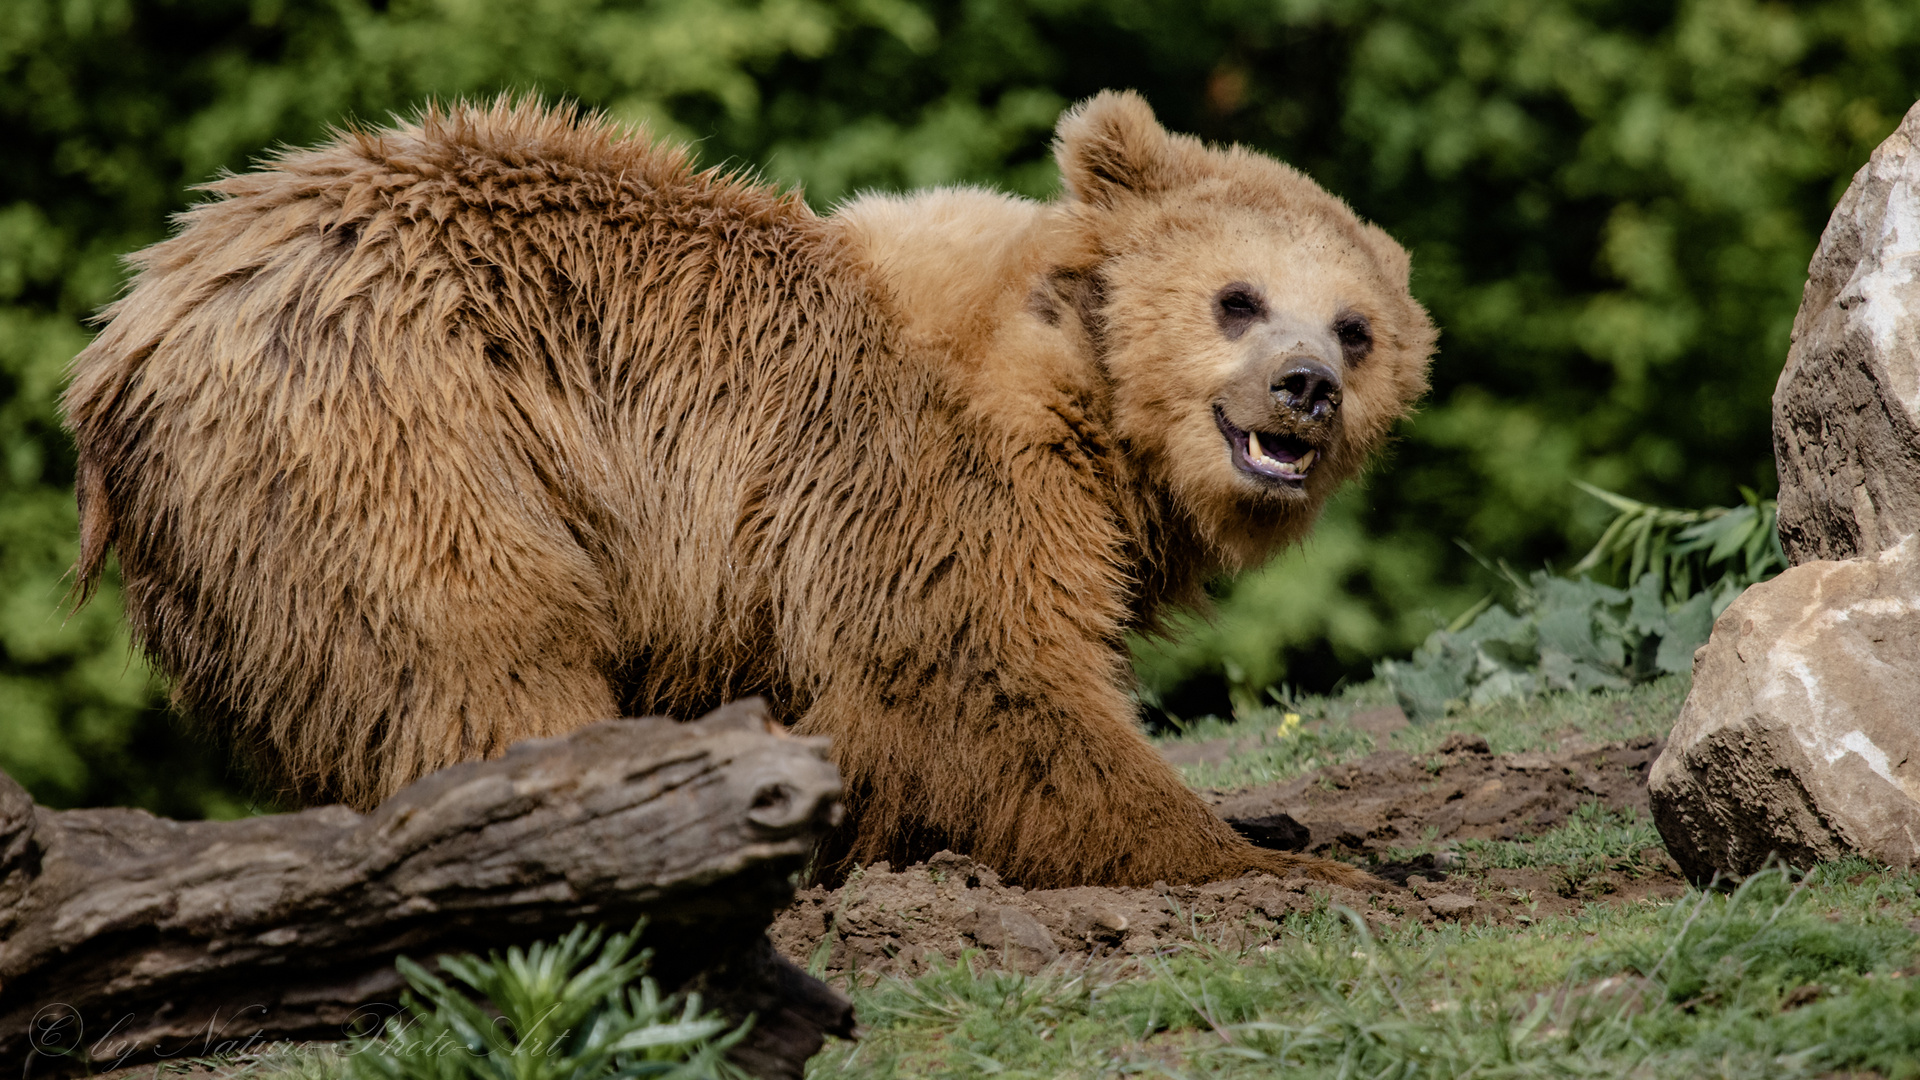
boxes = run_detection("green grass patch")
[812,863,1920,1079]
[1450,801,1666,875]
[140,674,1920,1080]
[1158,672,1689,791]
[800,678,1920,1079]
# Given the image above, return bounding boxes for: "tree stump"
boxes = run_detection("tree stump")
[0,700,853,1078]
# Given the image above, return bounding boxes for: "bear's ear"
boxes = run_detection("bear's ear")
[1054,91,1175,207]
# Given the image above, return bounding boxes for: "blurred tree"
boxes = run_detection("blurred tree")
[3,0,1916,809]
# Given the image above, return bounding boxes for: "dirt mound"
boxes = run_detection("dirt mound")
[772,853,1383,982]
[771,737,1687,981]
[1210,733,1665,864]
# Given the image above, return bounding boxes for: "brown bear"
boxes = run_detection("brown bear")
[63,92,1434,889]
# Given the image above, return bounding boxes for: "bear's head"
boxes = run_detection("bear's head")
[1052,91,1436,570]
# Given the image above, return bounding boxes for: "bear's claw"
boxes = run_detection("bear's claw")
[1251,848,1385,890]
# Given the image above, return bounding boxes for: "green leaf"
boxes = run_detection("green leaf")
[1655,592,1716,675]
[350,922,749,1080]
[1625,572,1667,637]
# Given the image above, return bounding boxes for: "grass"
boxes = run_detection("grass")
[796,677,1920,1079]
[103,674,1920,1079]
[812,862,1920,1079]
[1159,673,1689,791]
[1449,800,1666,875]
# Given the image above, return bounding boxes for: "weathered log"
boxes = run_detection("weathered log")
[0,700,853,1078]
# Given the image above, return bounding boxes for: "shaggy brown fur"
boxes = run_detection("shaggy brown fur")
[64,92,1434,889]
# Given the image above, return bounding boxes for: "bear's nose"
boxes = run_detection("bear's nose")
[1271,359,1342,420]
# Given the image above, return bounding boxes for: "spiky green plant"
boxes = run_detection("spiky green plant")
[347,923,749,1080]
[1569,481,1787,607]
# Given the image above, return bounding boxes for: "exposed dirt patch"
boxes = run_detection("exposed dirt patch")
[1210,733,1664,858]
[772,737,1689,982]
[772,853,1395,983]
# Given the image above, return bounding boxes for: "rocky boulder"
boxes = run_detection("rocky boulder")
[1656,102,1920,881]
[1649,534,1920,881]
[1774,99,1920,563]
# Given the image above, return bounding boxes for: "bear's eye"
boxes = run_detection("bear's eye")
[1334,311,1373,363]
[1214,283,1267,339]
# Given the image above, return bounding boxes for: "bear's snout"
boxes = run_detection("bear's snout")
[1213,360,1342,490]
[1270,358,1342,421]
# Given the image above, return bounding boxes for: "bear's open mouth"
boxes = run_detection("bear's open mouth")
[1214,406,1317,487]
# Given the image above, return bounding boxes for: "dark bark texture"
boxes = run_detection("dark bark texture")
[0,700,853,1078]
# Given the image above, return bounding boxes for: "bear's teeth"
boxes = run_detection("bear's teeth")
[1248,432,1316,475]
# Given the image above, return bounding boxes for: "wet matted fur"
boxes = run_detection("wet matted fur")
[65,92,1434,888]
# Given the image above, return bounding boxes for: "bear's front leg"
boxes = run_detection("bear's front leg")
[797,661,1378,890]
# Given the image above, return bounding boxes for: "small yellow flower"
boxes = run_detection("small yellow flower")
[1277,712,1303,738]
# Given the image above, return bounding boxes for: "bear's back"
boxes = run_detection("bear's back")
[61,102,905,807]
[70,100,848,437]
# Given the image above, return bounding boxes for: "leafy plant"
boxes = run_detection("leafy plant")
[1569,481,1787,608]
[1377,570,1711,723]
[347,923,749,1080]
[1377,484,1785,722]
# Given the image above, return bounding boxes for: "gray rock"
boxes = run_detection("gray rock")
[1775,100,1920,563]
[1649,534,1920,880]
[1426,894,1477,920]
[971,905,1060,973]
[1068,904,1131,942]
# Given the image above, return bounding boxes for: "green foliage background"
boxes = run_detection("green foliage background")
[4,0,1917,814]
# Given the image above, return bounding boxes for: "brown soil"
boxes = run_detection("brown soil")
[1209,732,1665,862]
[771,735,1689,982]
